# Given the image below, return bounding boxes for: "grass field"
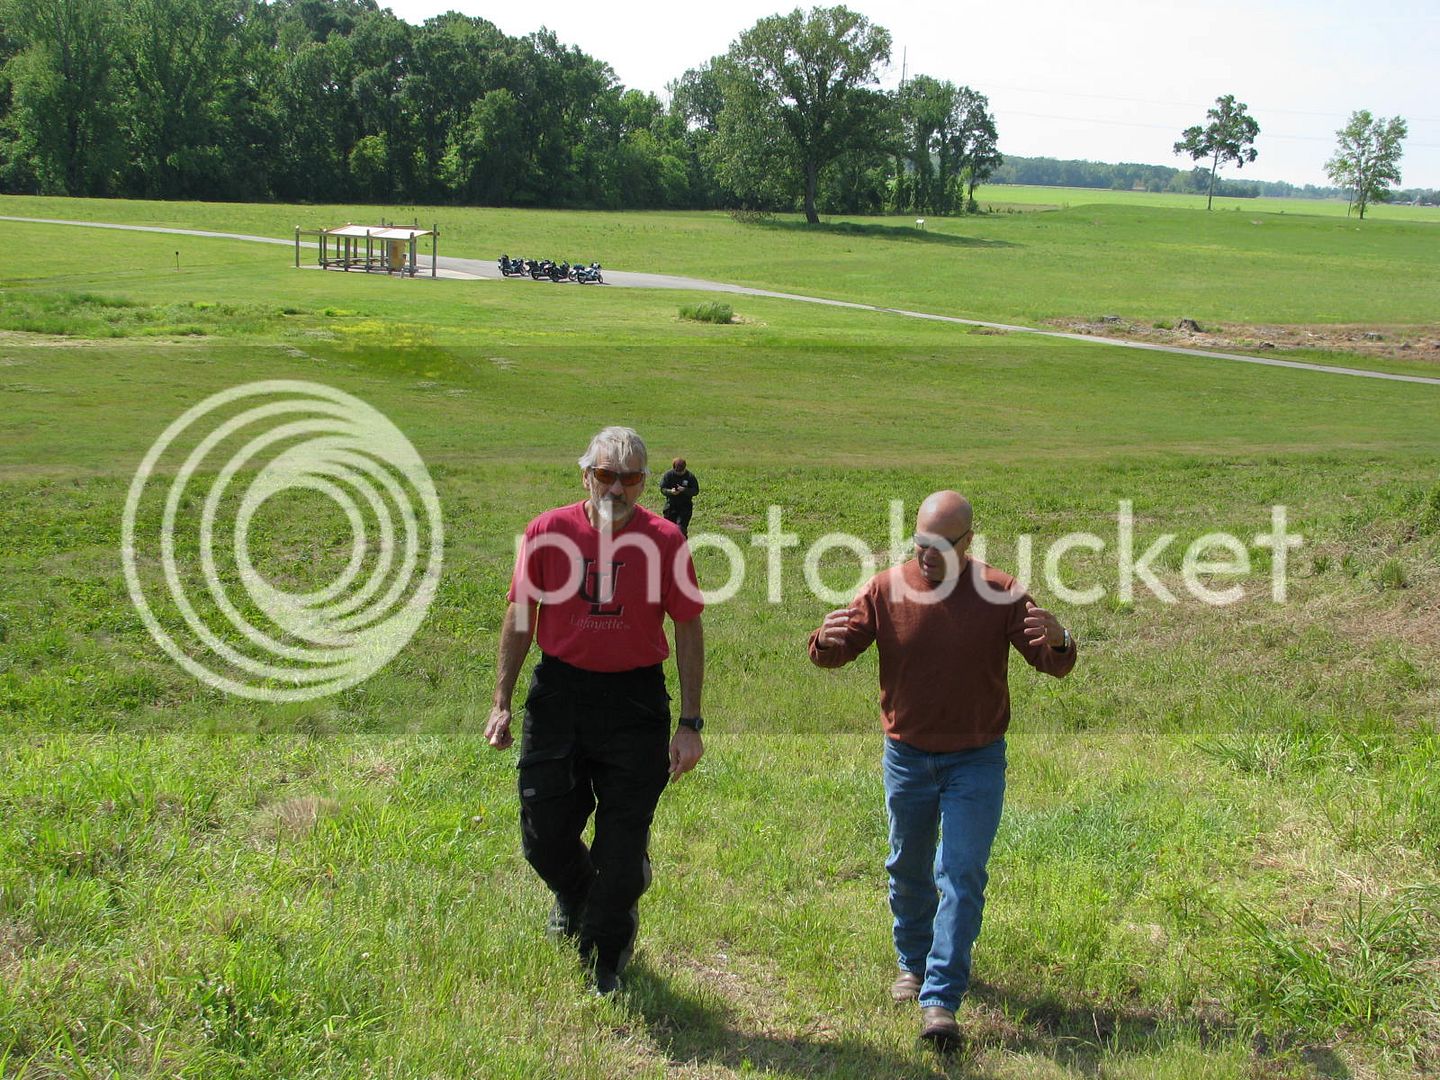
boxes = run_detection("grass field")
[971,185,1440,222]
[4,194,1438,365]
[1,201,1438,1078]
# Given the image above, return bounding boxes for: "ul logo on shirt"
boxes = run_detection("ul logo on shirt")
[579,558,625,617]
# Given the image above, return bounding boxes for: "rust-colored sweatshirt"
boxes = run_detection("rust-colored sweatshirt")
[807,558,1077,752]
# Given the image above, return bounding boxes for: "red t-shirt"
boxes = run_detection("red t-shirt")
[508,501,704,672]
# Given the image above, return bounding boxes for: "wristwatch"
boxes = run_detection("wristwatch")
[678,716,704,733]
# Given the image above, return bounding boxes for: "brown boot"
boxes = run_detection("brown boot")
[889,970,922,1003]
[919,1006,962,1051]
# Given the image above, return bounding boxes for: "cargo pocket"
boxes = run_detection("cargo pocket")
[518,680,577,799]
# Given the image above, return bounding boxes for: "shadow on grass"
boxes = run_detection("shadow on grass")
[627,963,969,1079]
[623,966,1353,1079]
[744,217,1017,249]
[965,980,1353,1079]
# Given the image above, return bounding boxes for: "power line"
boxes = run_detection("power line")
[999,109,1440,150]
[984,83,1440,125]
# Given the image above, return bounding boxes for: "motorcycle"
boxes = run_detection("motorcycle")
[498,255,602,284]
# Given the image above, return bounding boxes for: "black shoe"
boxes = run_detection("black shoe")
[590,965,622,997]
[546,896,584,944]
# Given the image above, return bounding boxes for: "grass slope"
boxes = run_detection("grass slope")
[0,210,1437,1078]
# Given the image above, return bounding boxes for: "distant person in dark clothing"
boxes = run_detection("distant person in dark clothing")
[660,457,700,536]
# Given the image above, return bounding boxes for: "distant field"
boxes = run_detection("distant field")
[1,207,1437,1078]
[974,183,1440,221]
[3,194,1439,353]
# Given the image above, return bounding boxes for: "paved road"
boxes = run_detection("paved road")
[5,213,1438,388]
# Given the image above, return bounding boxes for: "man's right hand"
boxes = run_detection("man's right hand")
[816,607,857,648]
[485,705,513,749]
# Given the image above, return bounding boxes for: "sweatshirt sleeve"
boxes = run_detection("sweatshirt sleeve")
[1005,591,1077,678]
[808,581,878,668]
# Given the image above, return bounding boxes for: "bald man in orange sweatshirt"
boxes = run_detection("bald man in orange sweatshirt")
[809,490,1076,1051]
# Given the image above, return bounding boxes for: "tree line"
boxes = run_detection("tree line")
[990,155,1437,206]
[0,1,999,218]
[3,1,1428,217]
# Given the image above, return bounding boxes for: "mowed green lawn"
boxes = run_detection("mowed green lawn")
[3,194,1439,351]
[0,215,1438,1078]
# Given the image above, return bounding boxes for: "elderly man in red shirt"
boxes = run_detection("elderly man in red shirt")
[809,490,1076,1050]
[487,426,705,996]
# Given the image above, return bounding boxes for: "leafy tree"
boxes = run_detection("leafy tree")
[3,0,121,194]
[346,9,411,199]
[717,5,891,223]
[1325,110,1407,220]
[521,27,617,206]
[707,55,799,212]
[271,36,352,199]
[441,87,527,205]
[890,78,999,215]
[893,75,950,213]
[669,60,725,134]
[401,13,515,202]
[1172,93,1259,210]
[120,0,262,197]
[666,62,730,209]
[954,86,1000,211]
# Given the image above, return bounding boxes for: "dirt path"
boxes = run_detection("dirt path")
[5,214,1439,388]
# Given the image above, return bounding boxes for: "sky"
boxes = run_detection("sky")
[381,0,1440,191]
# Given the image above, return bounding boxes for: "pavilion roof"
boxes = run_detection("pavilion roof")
[323,224,433,239]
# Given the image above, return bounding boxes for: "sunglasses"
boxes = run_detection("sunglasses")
[590,467,647,486]
[913,530,971,551]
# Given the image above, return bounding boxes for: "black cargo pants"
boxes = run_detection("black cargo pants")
[662,500,693,537]
[518,654,671,973]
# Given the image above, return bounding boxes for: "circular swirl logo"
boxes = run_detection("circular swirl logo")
[121,380,444,702]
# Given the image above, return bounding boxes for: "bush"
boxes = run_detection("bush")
[679,302,734,325]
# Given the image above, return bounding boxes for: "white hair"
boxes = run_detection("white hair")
[578,426,648,472]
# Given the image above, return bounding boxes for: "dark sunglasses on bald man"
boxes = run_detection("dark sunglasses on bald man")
[591,467,647,486]
[913,529,971,551]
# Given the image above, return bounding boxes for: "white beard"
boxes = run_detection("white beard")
[596,497,620,530]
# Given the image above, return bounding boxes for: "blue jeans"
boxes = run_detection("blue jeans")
[883,735,1007,1011]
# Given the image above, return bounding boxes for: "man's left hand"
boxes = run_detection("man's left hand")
[668,727,703,779]
[1023,601,1066,648]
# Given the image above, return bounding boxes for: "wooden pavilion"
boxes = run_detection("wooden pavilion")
[295,222,438,277]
